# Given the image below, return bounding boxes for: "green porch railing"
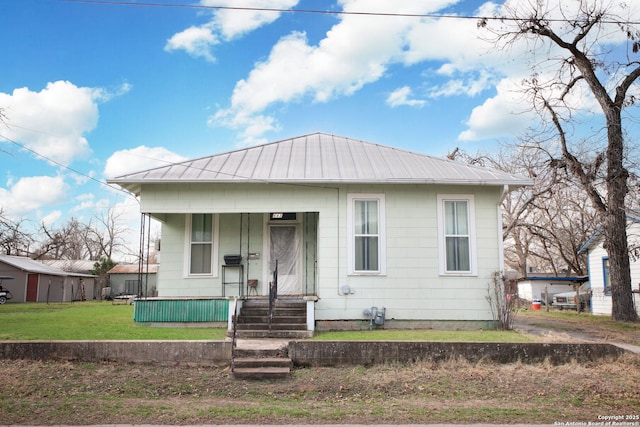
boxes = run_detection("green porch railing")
[134,298,229,323]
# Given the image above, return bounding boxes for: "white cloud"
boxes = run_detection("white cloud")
[386,86,426,108]
[165,25,219,62]
[104,146,188,178]
[0,81,130,165]
[40,210,62,227]
[208,0,299,40]
[165,0,299,61]
[458,78,534,141]
[201,0,640,143]
[210,0,485,143]
[0,175,68,216]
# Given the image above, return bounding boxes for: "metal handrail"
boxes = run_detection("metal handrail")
[268,260,278,335]
[230,301,239,373]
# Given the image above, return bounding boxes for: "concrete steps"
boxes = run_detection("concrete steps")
[231,300,308,379]
[231,344,292,380]
[235,299,310,339]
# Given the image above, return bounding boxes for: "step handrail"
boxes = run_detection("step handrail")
[230,299,239,373]
[268,260,278,335]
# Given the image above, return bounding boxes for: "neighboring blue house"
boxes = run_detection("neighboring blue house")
[578,217,640,316]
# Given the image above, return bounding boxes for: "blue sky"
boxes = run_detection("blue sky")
[1,0,638,257]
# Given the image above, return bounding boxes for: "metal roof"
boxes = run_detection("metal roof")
[0,255,70,276]
[108,264,159,274]
[0,255,96,277]
[108,133,533,195]
[39,259,97,274]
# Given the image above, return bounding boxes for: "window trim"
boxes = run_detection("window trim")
[347,193,386,276]
[184,213,219,278]
[437,194,477,276]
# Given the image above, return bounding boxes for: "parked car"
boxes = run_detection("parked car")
[552,282,591,310]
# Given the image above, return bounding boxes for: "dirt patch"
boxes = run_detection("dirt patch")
[2,313,639,425]
[514,311,640,347]
[2,354,639,425]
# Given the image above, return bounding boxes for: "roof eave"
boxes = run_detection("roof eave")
[108,178,534,188]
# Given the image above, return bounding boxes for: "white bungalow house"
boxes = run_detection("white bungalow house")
[578,217,640,316]
[108,133,532,330]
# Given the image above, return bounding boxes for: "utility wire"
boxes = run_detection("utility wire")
[59,0,640,24]
[0,132,138,200]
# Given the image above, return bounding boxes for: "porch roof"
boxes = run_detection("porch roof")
[108,133,532,195]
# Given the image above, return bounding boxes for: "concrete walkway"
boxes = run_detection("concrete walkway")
[234,338,290,350]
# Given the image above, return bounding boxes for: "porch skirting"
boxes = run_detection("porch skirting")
[134,297,229,323]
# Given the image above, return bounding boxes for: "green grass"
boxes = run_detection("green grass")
[0,301,535,342]
[0,301,226,340]
[312,328,531,342]
[520,309,640,332]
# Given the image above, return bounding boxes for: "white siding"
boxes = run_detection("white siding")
[146,182,504,321]
[586,223,640,316]
[517,280,574,303]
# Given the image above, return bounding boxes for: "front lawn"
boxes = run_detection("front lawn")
[0,301,533,342]
[0,301,226,340]
[312,329,531,342]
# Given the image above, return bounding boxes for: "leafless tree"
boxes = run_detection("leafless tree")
[449,145,598,277]
[481,0,640,321]
[0,209,33,256]
[32,207,132,261]
[86,207,132,260]
[34,218,97,260]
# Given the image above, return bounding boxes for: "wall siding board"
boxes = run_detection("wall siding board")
[145,183,502,322]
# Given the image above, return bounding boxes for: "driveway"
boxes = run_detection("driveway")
[512,311,640,353]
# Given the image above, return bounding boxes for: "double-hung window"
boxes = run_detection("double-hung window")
[602,257,611,296]
[185,213,218,276]
[438,195,476,275]
[348,194,386,275]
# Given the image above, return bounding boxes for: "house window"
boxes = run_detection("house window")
[602,257,611,296]
[185,213,218,276]
[347,194,386,275]
[438,195,476,275]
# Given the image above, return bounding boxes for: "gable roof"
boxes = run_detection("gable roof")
[108,133,532,195]
[577,213,640,254]
[0,255,71,276]
[0,255,97,278]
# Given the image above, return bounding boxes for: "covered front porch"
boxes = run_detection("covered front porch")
[214,211,319,299]
[134,210,320,331]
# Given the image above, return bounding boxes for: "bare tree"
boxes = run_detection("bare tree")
[449,145,598,277]
[87,207,132,260]
[31,207,132,262]
[481,1,640,321]
[0,209,33,256]
[34,218,98,260]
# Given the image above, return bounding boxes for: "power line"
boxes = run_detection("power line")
[60,0,497,20]
[0,132,137,200]
[59,0,640,24]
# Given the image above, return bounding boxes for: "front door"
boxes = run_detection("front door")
[269,225,301,295]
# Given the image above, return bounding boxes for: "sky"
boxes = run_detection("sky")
[1,0,639,259]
